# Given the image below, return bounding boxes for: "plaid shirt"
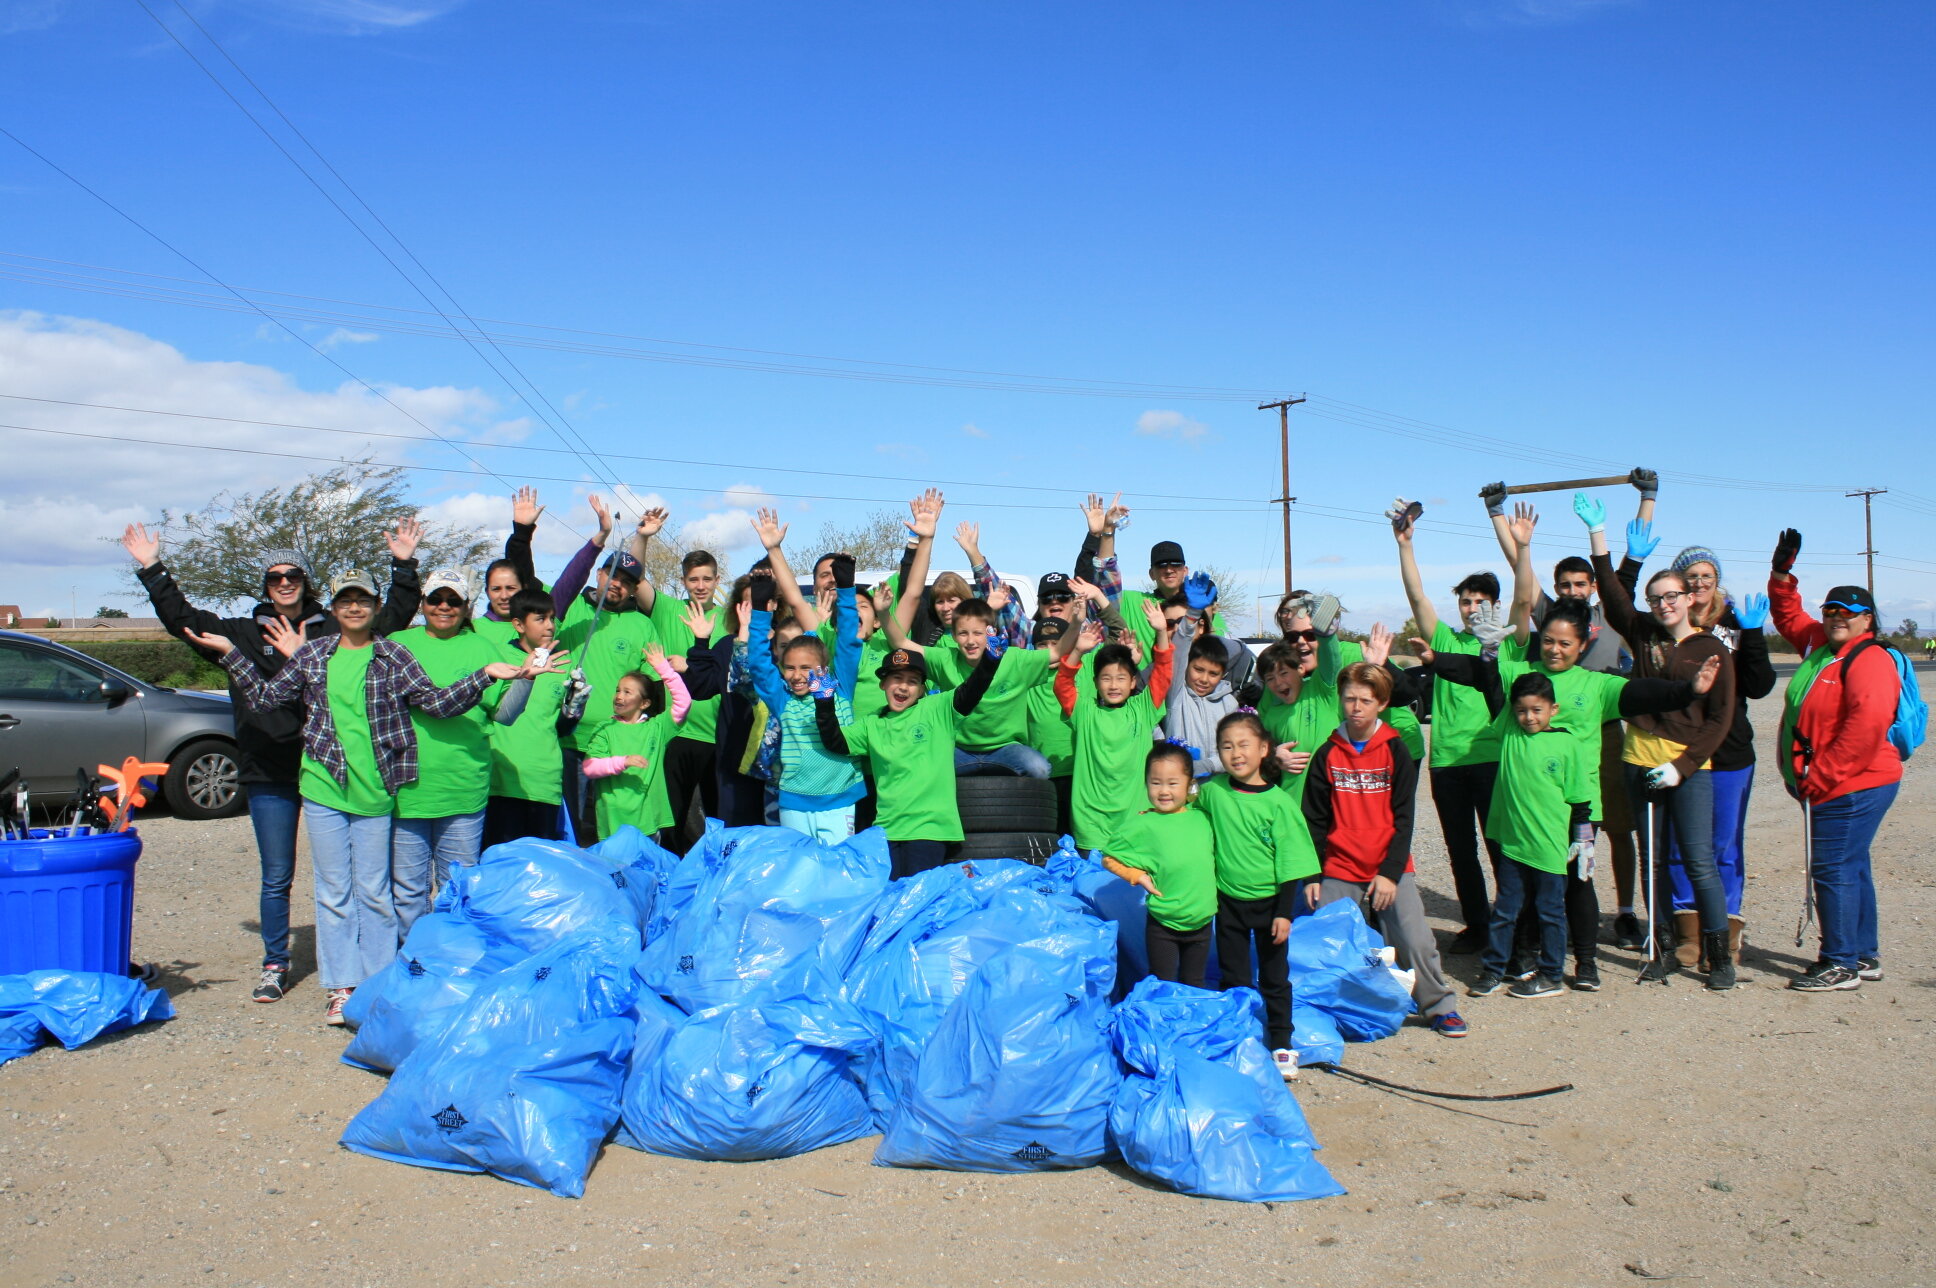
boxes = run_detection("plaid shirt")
[221,637,490,795]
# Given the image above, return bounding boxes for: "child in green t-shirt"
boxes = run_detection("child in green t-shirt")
[928,597,1068,778]
[1054,603,1175,852]
[484,588,573,847]
[581,646,691,842]
[1102,743,1217,988]
[1196,711,1318,1078]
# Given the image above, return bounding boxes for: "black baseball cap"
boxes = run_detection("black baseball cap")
[1821,585,1877,616]
[1031,617,1069,648]
[1149,540,1186,568]
[876,648,928,682]
[1037,571,1075,601]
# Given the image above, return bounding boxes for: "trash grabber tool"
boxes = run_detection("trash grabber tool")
[1636,796,1663,984]
[561,512,622,726]
[98,757,170,832]
[1793,733,1816,949]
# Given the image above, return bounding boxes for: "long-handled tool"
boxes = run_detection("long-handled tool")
[1484,474,1635,497]
[1635,796,1666,985]
[1793,734,1817,949]
[560,512,622,727]
[63,768,111,836]
[0,768,23,839]
[97,757,170,832]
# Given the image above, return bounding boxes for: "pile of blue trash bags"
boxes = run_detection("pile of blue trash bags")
[0,970,175,1065]
[338,824,1416,1202]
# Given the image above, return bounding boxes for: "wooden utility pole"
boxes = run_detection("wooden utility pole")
[1258,396,1306,595]
[1847,487,1886,600]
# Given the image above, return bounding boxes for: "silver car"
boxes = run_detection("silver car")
[0,629,244,820]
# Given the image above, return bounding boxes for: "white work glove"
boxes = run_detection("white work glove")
[1468,602,1511,659]
[1644,762,1683,791]
[1568,821,1597,880]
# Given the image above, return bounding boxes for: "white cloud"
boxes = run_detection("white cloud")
[961,422,989,439]
[1,0,65,36]
[318,327,379,351]
[1455,0,1633,26]
[1136,409,1209,443]
[720,482,770,510]
[681,510,761,557]
[245,0,467,32]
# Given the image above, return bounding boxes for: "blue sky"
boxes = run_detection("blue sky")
[2,0,1932,629]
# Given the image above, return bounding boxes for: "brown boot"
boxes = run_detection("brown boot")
[1728,915,1745,966]
[1674,911,1702,970]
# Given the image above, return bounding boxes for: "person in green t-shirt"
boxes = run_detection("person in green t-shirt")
[926,598,1073,778]
[555,534,660,842]
[581,645,692,842]
[1391,496,1508,954]
[390,567,514,932]
[1101,743,1217,988]
[634,532,729,853]
[1198,711,1319,1077]
[1055,605,1176,852]
[484,587,572,847]
[815,644,1000,878]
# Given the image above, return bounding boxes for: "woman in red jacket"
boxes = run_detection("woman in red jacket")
[1768,529,1905,992]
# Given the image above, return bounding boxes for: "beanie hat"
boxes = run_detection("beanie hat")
[1670,546,1722,583]
[261,549,309,581]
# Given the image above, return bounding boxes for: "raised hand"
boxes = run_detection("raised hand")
[1362,622,1394,667]
[1080,493,1108,536]
[905,488,944,539]
[386,516,424,561]
[871,583,897,616]
[1408,637,1437,667]
[1733,592,1770,631]
[1468,602,1511,648]
[512,486,541,527]
[261,615,307,659]
[987,582,1012,613]
[1508,502,1539,548]
[1139,596,1169,637]
[120,523,161,568]
[807,667,838,699]
[815,587,836,621]
[746,573,777,613]
[1072,619,1105,655]
[1183,572,1218,612]
[636,507,670,540]
[955,521,981,554]
[588,494,613,543]
[1479,481,1507,518]
[1773,528,1802,575]
[683,601,715,641]
[1066,575,1105,606]
[1691,653,1721,694]
[1384,496,1422,540]
[1626,518,1659,561]
[1104,493,1131,532]
[1629,467,1660,501]
[183,628,236,658]
[751,507,788,551]
[643,642,667,671]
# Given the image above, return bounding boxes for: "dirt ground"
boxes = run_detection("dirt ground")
[4,682,1934,1288]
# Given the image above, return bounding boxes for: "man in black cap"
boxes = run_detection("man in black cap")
[1119,540,1229,655]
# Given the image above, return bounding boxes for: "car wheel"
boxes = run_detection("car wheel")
[164,738,243,820]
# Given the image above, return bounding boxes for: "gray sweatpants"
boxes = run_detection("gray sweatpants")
[1318,872,1458,1020]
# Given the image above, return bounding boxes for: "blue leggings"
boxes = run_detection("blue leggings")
[1669,765,1751,917]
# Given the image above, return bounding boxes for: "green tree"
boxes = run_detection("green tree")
[125,461,490,609]
[94,606,129,619]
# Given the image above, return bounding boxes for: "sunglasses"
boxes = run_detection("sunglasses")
[1282,629,1320,643]
[1646,591,1686,607]
[424,591,467,608]
[264,571,305,585]
[1822,603,1871,620]
[333,594,377,608]
[1040,593,1076,605]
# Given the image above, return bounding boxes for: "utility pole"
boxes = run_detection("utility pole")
[1847,488,1886,601]
[1258,396,1306,596]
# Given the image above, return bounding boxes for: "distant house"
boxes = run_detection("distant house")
[0,606,20,629]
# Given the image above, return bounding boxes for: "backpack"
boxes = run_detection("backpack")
[1838,640,1928,761]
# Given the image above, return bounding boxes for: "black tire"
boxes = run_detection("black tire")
[163,738,244,820]
[950,831,1062,865]
[954,775,1059,834]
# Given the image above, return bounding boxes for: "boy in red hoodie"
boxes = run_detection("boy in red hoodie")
[1302,662,1465,1037]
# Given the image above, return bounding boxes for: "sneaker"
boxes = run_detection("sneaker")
[1505,955,1537,982]
[252,964,288,1004]
[1857,957,1883,982]
[1445,929,1487,955]
[1272,1048,1299,1082]
[1510,975,1564,999]
[1468,973,1505,997]
[1430,1012,1468,1039]
[324,987,354,1025]
[1789,964,1861,993]
[1570,960,1602,992]
[1613,912,1644,951]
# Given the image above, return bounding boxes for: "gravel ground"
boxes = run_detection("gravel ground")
[4,684,1934,1288]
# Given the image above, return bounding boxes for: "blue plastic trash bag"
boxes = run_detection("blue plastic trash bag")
[340,930,640,1198]
[441,838,645,954]
[1108,977,1344,1204]
[1289,1002,1344,1068]
[589,826,680,932]
[0,970,174,1065]
[1042,839,1148,998]
[1283,898,1415,1041]
[843,859,1113,1124]
[616,973,875,1162]
[874,945,1120,1172]
[637,823,889,1013]
[341,913,528,1073]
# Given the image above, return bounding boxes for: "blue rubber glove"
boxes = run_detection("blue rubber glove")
[1183,572,1218,612]
[984,634,1008,660]
[1625,519,1660,561]
[1733,592,1770,631]
[807,667,837,699]
[1573,493,1606,534]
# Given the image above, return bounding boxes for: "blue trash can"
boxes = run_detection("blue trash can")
[0,829,141,975]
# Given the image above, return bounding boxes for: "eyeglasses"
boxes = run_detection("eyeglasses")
[1822,604,1871,621]
[1282,629,1320,643]
[264,571,305,585]
[333,594,377,608]
[425,591,466,608]
[1645,591,1686,607]
[1682,572,1718,586]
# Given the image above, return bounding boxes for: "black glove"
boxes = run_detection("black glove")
[1772,528,1802,576]
[1629,467,1659,500]
[1479,481,1507,517]
[830,553,856,590]
[747,573,777,612]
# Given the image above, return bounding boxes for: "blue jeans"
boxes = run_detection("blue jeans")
[391,811,485,934]
[1670,765,1751,917]
[954,743,1051,778]
[1627,763,1727,938]
[244,782,301,970]
[1810,781,1898,968]
[1484,856,1567,981]
[302,802,396,991]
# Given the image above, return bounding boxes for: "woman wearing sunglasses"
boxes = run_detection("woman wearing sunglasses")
[1584,497,1738,989]
[122,521,424,1006]
[1767,530,1906,992]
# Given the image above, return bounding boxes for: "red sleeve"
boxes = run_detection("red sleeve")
[1769,573,1826,656]
[1146,643,1174,709]
[1054,656,1080,716]
[1806,643,1900,801]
